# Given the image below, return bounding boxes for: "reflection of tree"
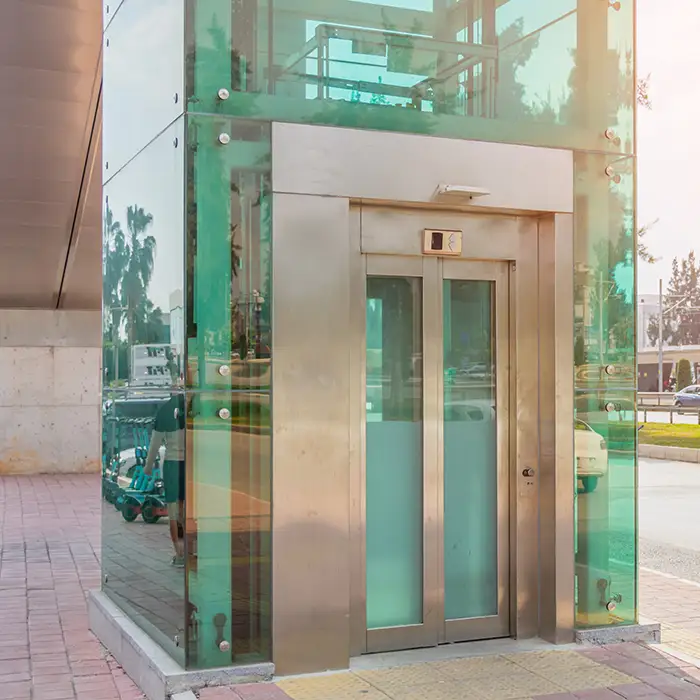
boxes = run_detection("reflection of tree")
[103,206,127,341]
[103,204,167,380]
[496,20,549,121]
[122,206,157,345]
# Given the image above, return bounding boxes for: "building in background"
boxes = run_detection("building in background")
[638,293,660,350]
[89,1,639,696]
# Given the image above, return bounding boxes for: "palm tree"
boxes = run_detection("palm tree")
[121,205,156,345]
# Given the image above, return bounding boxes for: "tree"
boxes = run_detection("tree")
[638,219,659,264]
[677,358,692,391]
[647,252,700,347]
[638,74,652,110]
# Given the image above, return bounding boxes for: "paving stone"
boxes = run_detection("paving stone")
[7,474,700,700]
[0,475,143,700]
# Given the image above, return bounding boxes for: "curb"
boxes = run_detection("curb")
[639,444,700,463]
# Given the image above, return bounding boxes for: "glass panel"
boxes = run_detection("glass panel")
[101,388,186,665]
[186,1,633,154]
[366,276,423,629]
[443,279,497,620]
[574,395,636,627]
[104,0,185,179]
[574,154,635,389]
[101,121,186,663]
[574,152,637,627]
[185,117,272,667]
[104,0,126,30]
[102,119,185,392]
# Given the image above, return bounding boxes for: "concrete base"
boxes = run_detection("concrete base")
[639,443,700,463]
[88,590,274,700]
[575,620,661,646]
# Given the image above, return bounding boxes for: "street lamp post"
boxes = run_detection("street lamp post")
[658,278,664,393]
[654,281,700,392]
[109,306,127,387]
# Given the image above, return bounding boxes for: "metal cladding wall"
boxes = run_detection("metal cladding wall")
[0,0,102,310]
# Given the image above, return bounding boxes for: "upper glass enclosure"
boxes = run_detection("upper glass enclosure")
[185,0,633,154]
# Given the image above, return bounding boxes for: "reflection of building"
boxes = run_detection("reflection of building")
[638,293,660,349]
[94,1,640,695]
[129,344,177,390]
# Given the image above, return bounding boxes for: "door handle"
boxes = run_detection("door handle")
[522,468,535,478]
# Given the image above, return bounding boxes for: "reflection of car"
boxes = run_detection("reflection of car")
[575,419,608,494]
[458,363,491,381]
[444,400,495,422]
[674,385,700,407]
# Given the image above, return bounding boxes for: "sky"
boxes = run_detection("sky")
[637,0,700,295]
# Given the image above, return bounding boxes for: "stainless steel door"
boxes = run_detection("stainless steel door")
[363,255,510,653]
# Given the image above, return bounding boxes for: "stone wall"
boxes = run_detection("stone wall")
[0,310,101,474]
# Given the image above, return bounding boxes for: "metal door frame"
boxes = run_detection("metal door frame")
[271,123,576,674]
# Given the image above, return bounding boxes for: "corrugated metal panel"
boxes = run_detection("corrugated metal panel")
[0,0,102,310]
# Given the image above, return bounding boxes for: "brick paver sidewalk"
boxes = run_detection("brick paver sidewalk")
[5,474,700,700]
[0,475,144,700]
[641,567,700,661]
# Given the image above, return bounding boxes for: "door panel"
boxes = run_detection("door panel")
[365,257,440,653]
[366,276,424,630]
[441,261,510,642]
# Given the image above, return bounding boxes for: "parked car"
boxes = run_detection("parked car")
[575,419,608,493]
[674,385,700,407]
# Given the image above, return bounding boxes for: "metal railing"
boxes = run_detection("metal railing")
[638,405,700,424]
[637,393,700,424]
[638,392,675,406]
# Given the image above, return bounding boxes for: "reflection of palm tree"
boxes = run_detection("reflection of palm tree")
[122,206,156,345]
[103,206,128,338]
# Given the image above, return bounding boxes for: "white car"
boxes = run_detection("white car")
[575,419,608,493]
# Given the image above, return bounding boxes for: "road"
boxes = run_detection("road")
[640,457,700,580]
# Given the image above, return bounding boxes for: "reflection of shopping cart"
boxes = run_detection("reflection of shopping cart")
[102,414,168,524]
[116,464,168,524]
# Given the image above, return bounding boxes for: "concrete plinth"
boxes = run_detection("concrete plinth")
[88,590,274,700]
[575,620,662,646]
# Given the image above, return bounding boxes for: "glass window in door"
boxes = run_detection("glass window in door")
[366,276,423,629]
[443,279,498,620]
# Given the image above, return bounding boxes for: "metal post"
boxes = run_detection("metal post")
[599,271,605,363]
[658,278,664,392]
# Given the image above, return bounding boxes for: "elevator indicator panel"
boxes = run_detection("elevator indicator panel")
[423,229,462,256]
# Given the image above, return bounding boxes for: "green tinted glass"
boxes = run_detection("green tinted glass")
[443,279,497,621]
[101,389,186,666]
[186,0,632,154]
[574,153,637,628]
[366,276,423,629]
[184,116,272,667]
[101,121,186,665]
